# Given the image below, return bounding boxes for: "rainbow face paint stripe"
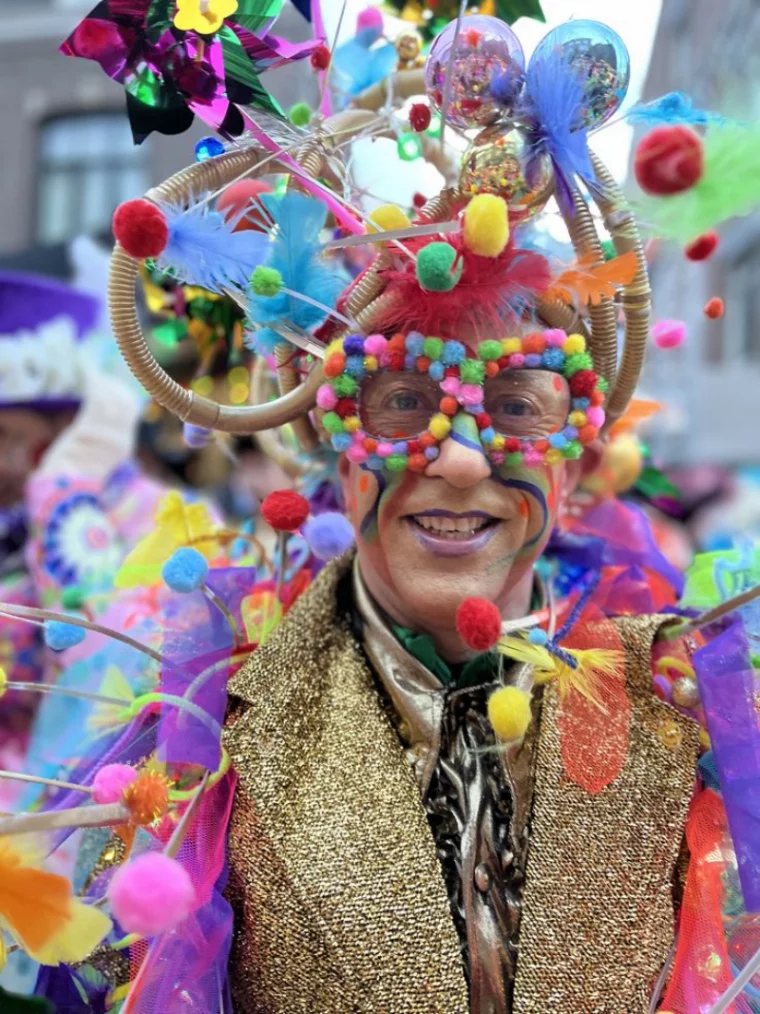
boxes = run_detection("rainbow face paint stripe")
[317,329,607,475]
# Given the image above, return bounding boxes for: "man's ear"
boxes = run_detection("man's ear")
[563,438,605,494]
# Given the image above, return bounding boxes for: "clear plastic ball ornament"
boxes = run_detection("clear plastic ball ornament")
[460,124,554,222]
[530,20,630,129]
[424,15,525,130]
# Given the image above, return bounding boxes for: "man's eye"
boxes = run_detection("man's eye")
[498,399,536,417]
[385,392,423,411]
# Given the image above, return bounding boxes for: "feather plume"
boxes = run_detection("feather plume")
[520,49,603,217]
[156,202,270,294]
[545,250,638,306]
[627,91,725,128]
[371,235,551,339]
[639,123,760,241]
[247,192,347,352]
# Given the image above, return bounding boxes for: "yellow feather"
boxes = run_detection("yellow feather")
[497,637,624,710]
[29,900,111,966]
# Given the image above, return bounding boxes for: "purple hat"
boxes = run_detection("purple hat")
[0,270,99,337]
[0,271,102,411]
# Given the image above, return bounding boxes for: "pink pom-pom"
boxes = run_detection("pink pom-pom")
[523,449,543,468]
[652,319,687,349]
[92,764,137,805]
[458,384,483,406]
[441,376,461,396]
[317,385,338,410]
[356,6,383,34]
[364,334,387,357]
[509,353,526,368]
[455,597,502,651]
[544,329,567,348]
[490,452,505,466]
[586,406,605,428]
[347,444,368,464]
[376,441,394,458]
[108,852,196,936]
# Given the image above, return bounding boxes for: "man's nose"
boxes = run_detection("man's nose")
[425,413,491,489]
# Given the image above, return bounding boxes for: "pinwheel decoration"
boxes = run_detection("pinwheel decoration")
[60,0,321,142]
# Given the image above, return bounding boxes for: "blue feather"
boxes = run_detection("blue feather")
[246,192,346,353]
[157,203,270,294]
[521,49,600,217]
[331,37,398,109]
[627,91,725,128]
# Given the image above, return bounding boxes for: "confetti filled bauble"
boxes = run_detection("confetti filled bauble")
[460,124,554,221]
[530,20,630,129]
[424,15,525,129]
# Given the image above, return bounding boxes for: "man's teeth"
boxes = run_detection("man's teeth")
[411,514,492,537]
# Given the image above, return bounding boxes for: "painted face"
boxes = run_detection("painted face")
[333,330,604,660]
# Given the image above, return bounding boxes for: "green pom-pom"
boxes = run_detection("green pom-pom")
[563,441,583,459]
[251,266,283,297]
[61,585,85,610]
[415,242,462,292]
[422,337,444,360]
[288,101,312,127]
[601,240,616,261]
[478,340,502,362]
[564,352,594,376]
[322,412,345,435]
[597,376,609,393]
[332,375,357,397]
[386,454,409,472]
[505,452,523,467]
[460,358,485,385]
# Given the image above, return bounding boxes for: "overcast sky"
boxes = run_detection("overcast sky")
[320,0,665,206]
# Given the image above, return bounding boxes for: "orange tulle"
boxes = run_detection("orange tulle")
[546,251,639,307]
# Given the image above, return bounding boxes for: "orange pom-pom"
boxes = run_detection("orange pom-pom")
[440,396,458,416]
[408,453,427,472]
[522,333,546,354]
[123,769,171,826]
[324,354,345,378]
[704,296,725,320]
[578,424,599,444]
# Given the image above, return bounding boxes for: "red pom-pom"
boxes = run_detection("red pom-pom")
[217,179,273,233]
[261,490,310,532]
[412,192,428,210]
[409,103,432,132]
[704,296,725,320]
[569,370,598,398]
[455,598,502,652]
[634,126,704,196]
[113,199,168,259]
[685,231,719,261]
[310,44,331,71]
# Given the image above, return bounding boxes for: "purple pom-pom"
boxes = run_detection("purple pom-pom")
[183,423,213,449]
[303,512,355,561]
[343,334,366,355]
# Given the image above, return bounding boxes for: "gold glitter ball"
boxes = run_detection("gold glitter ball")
[657,717,683,750]
[395,32,421,63]
[460,125,554,222]
[672,676,699,709]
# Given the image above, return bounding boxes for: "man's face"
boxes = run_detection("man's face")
[338,344,598,659]
[0,408,70,507]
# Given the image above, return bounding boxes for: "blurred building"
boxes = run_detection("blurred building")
[636,0,760,466]
[0,0,316,272]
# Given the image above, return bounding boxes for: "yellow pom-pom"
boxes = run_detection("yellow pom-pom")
[563,333,586,355]
[367,204,411,237]
[546,448,563,465]
[364,355,379,372]
[568,411,587,427]
[344,416,361,433]
[501,337,521,355]
[0,667,6,699]
[463,194,509,258]
[491,434,506,451]
[324,338,345,360]
[429,413,452,440]
[487,686,532,743]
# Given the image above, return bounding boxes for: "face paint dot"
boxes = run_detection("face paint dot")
[518,499,530,519]
[553,375,564,392]
[359,475,370,494]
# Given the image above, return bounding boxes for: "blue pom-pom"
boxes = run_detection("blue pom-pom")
[344,355,366,378]
[366,454,384,471]
[303,512,355,561]
[441,341,466,366]
[343,335,365,355]
[405,332,425,356]
[548,433,568,449]
[542,348,566,370]
[45,620,86,651]
[480,427,496,443]
[528,628,549,645]
[183,423,213,449]
[162,547,209,593]
[331,433,353,452]
[429,361,444,381]
[393,441,408,455]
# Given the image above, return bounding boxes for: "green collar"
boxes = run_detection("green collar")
[390,623,497,690]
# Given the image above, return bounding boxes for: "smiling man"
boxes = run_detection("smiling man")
[223,210,698,1014]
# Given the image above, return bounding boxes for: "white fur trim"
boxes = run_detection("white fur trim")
[0,317,88,404]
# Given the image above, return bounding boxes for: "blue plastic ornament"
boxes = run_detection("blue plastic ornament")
[424,15,525,129]
[45,620,86,652]
[530,20,630,130]
[195,136,225,162]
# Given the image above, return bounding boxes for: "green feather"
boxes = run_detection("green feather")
[496,0,546,24]
[639,123,760,241]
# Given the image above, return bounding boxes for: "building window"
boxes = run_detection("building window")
[725,243,760,364]
[36,112,149,245]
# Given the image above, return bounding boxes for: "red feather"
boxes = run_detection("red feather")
[371,235,551,339]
